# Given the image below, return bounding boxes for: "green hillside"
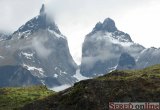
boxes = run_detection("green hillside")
[22,64,160,110]
[0,85,54,110]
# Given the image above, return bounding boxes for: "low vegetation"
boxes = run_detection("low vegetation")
[1,64,160,110]
[22,64,160,110]
[0,85,54,110]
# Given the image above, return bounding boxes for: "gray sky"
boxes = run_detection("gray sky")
[0,0,160,64]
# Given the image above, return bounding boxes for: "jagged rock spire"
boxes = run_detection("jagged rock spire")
[40,4,45,15]
[12,3,61,38]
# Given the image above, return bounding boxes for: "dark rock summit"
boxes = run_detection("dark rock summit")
[40,4,45,15]
[93,18,117,32]
[102,18,118,32]
[12,4,60,39]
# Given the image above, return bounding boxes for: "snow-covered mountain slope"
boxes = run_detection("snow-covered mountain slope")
[0,4,77,88]
[80,18,145,77]
[136,47,160,69]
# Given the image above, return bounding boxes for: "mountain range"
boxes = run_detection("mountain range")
[0,4,160,88]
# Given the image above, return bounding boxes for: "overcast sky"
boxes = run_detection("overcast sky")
[0,0,160,64]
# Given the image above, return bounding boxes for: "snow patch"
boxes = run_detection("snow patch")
[40,80,45,85]
[54,74,58,78]
[108,65,118,72]
[23,64,45,77]
[93,32,133,47]
[73,69,89,81]
[48,28,66,39]
[21,52,33,59]
[55,67,67,75]
[48,28,54,34]
[18,30,31,39]
[49,84,71,92]
[107,35,133,47]
[111,38,132,46]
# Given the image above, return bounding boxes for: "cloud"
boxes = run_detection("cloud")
[81,38,120,70]
[31,36,52,59]
[18,34,52,59]
[0,0,42,32]
[44,0,160,64]
[1,0,160,64]
[81,51,118,71]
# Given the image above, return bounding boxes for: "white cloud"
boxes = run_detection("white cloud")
[0,0,160,64]
[32,37,52,59]
[0,0,42,32]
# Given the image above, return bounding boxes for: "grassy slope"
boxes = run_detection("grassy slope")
[0,85,54,110]
[22,64,160,110]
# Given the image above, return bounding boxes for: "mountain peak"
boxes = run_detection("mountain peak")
[103,18,114,24]
[92,18,117,33]
[12,4,61,38]
[40,4,45,15]
[102,18,117,32]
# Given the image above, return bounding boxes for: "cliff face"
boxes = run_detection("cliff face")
[0,65,41,87]
[116,52,136,70]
